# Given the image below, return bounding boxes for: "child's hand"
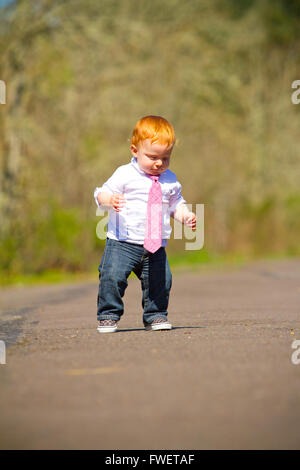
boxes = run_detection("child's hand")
[111,193,126,212]
[184,212,197,231]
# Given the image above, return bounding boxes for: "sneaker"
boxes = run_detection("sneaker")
[97,319,118,333]
[144,318,172,331]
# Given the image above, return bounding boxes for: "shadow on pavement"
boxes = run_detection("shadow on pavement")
[116,326,204,333]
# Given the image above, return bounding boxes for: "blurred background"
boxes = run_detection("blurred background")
[0,0,299,285]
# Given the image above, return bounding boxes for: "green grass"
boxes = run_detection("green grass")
[1,250,298,287]
[168,250,300,273]
[0,269,97,287]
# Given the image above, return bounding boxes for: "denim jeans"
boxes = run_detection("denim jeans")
[97,237,172,325]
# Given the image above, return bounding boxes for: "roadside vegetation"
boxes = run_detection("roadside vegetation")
[1,0,299,285]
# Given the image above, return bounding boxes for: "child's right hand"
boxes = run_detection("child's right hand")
[111,193,126,212]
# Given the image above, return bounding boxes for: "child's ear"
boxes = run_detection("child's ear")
[130,144,137,155]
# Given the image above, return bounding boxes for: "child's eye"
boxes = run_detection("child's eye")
[146,155,169,163]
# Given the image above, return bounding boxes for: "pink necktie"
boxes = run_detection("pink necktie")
[144,175,162,253]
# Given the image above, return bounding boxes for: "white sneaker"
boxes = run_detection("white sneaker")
[145,318,172,331]
[97,319,118,333]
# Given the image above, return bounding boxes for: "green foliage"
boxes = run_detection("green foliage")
[0,199,100,281]
[0,0,300,282]
[261,0,300,45]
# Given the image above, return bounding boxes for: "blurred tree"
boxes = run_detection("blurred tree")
[0,0,299,280]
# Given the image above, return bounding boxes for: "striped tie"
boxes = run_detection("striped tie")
[144,175,162,253]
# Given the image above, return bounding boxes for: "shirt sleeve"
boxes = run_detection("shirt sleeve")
[169,180,186,216]
[94,167,124,208]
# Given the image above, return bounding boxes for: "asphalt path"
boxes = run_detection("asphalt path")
[0,258,300,449]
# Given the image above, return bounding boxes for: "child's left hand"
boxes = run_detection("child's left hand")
[184,212,197,231]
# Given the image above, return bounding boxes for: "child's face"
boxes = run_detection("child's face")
[131,139,174,176]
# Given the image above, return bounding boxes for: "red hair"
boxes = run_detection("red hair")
[131,115,176,148]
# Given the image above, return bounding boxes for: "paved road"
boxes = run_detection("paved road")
[0,258,300,449]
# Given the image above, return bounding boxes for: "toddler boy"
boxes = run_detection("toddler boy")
[94,115,196,333]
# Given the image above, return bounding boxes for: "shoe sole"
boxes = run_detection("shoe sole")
[145,322,172,331]
[97,326,118,333]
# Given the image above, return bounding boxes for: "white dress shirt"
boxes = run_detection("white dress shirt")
[94,157,186,246]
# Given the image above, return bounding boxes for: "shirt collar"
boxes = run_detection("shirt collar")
[130,157,164,180]
[130,157,149,177]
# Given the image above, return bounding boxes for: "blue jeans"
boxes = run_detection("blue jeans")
[97,238,172,325]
